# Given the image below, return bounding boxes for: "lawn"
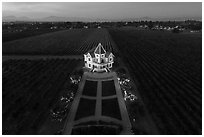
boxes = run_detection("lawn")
[102,80,116,96]
[74,98,96,120]
[102,98,121,120]
[82,80,98,97]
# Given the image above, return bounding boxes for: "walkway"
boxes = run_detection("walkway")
[63,72,132,134]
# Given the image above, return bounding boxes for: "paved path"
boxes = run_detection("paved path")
[63,72,132,134]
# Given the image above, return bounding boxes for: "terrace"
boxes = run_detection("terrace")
[63,72,132,135]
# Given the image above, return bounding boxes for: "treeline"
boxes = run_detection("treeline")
[3,20,202,30]
[2,20,201,43]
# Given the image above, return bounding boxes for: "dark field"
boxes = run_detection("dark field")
[3,28,118,55]
[3,29,93,55]
[109,28,202,79]
[2,59,80,134]
[3,29,63,43]
[2,27,202,135]
[109,28,202,134]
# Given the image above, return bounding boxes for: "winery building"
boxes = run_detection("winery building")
[84,43,114,72]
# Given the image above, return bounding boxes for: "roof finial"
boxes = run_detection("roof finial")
[94,43,106,54]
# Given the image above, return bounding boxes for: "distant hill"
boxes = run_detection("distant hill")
[3,16,31,22]
[2,16,104,22]
[37,16,96,22]
[2,15,202,22]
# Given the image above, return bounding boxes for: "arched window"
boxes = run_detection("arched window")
[109,57,113,62]
[110,63,112,67]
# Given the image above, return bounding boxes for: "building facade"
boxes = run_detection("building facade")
[84,43,114,72]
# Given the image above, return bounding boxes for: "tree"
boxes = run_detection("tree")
[148,21,153,29]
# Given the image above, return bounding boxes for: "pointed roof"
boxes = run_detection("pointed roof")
[105,52,114,58]
[94,43,106,54]
[84,48,95,57]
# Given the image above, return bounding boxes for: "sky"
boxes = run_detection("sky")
[2,2,202,20]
